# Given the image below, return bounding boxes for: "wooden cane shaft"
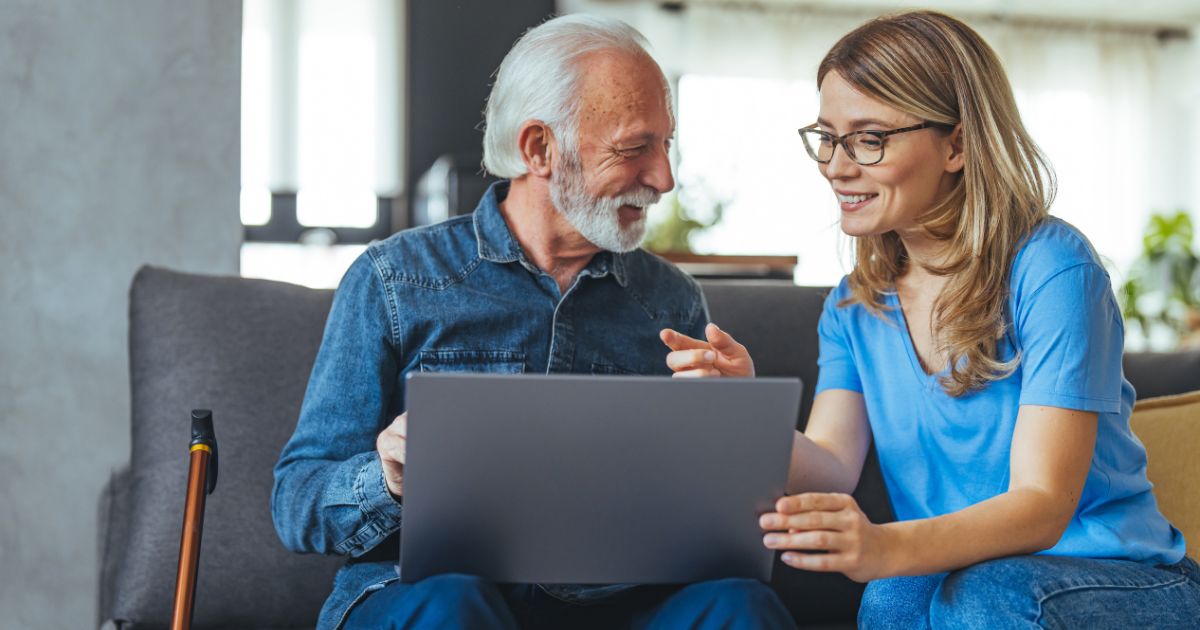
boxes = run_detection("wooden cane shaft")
[171,447,210,630]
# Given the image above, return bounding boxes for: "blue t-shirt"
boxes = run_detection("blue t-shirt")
[815,218,1185,564]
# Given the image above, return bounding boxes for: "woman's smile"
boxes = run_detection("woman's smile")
[835,190,879,212]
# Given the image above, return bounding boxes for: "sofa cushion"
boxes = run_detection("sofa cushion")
[1129,390,1200,561]
[1123,351,1200,400]
[106,266,342,629]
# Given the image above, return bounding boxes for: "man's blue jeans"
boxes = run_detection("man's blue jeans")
[859,555,1200,628]
[342,574,796,630]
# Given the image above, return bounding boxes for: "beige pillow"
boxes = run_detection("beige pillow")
[1130,390,1200,561]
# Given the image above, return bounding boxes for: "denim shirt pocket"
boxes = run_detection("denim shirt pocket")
[590,359,637,376]
[418,349,527,374]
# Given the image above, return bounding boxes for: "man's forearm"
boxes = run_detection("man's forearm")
[272,451,403,556]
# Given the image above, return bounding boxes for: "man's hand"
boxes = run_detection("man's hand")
[376,412,407,499]
[660,322,755,378]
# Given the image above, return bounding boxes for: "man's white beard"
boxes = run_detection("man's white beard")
[549,154,660,253]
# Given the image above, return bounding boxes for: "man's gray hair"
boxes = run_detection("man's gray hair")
[481,14,654,178]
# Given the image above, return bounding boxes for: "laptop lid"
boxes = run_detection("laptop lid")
[399,372,801,585]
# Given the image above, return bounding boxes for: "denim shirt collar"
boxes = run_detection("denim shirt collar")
[473,181,629,288]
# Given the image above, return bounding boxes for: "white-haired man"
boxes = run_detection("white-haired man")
[272,14,795,630]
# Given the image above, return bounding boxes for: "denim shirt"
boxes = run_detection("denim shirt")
[271,182,709,629]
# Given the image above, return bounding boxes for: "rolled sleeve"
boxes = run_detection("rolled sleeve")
[272,250,405,556]
[330,454,404,556]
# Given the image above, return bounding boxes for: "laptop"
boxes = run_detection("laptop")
[399,372,802,585]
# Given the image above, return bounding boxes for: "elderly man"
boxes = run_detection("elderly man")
[272,14,795,630]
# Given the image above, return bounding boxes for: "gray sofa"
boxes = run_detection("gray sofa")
[99,266,1200,629]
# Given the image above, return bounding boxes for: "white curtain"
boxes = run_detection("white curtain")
[561,1,1199,287]
[240,0,402,229]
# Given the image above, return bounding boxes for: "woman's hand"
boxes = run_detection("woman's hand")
[659,322,755,378]
[760,492,893,583]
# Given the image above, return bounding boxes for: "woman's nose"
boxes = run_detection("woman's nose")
[823,143,859,180]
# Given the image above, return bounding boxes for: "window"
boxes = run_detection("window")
[670,75,847,285]
[239,0,402,288]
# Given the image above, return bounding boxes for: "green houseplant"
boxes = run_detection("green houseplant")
[643,187,724,254]
[1118,211,1200,350]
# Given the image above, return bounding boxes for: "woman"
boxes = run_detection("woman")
[661,11,1199,628]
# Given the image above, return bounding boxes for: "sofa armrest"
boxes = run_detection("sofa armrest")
[98,465,131,629]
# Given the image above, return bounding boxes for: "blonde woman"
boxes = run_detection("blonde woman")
[662,11,1198,628]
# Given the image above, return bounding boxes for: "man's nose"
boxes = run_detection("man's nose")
[640,146,675,194]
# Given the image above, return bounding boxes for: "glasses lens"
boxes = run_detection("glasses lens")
[800,129,835,163]
[849,133,884,165]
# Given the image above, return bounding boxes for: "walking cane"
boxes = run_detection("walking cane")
[171,409,219,630]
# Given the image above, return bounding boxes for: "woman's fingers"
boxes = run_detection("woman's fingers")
[763,529,845,551]
[759,509,850,532]
[776,492,855,514]
[761,493,880,581]
[779,551,848,573]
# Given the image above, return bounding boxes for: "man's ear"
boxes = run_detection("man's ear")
[945,123,965,174]
[517,120,554,178]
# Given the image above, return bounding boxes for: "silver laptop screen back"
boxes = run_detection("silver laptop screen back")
[400,373,801,584]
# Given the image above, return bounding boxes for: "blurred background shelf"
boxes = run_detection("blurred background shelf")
[656,253,798,280]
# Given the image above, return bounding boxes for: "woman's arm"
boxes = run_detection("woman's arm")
[762,404,1097,582]
[787,389,872,495]
[660,325,872,495]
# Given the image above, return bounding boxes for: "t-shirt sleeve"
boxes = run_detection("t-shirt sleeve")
[1015,262,1124,413]
[815,285,864,394]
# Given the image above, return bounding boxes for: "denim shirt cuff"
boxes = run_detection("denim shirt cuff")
[353,454,403,531]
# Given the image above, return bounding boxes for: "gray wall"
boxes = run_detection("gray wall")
[0,1,242,628]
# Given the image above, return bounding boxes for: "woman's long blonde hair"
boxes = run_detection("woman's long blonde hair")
[818,11,1055,397]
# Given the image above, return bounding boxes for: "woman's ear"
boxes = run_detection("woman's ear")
[945,123,965,174]
[517,120,554,178]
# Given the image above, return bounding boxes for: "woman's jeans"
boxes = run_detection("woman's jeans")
[859,555,1200,629]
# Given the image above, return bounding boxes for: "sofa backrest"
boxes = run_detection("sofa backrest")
[104,268,878,628]
[104,267,342,629]
[101,266,1199,629]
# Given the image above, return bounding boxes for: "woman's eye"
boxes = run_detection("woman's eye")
[858,137,884,149]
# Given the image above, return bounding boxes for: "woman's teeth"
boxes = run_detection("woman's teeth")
[837,193,876,204]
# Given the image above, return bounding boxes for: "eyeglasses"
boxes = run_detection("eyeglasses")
[798,122,949,166]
